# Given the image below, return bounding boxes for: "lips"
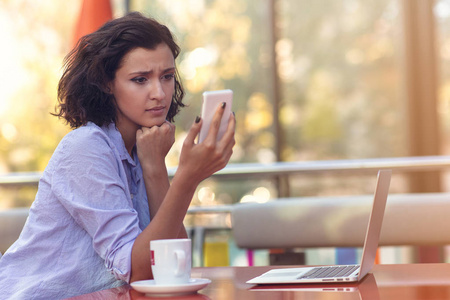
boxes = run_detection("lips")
[146,106,165,112]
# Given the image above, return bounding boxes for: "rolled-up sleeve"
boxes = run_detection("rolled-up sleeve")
[51,127,141,282]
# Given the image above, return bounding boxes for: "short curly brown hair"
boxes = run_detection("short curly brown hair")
[54,12,185,128]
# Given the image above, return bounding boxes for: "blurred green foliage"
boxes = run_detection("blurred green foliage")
[0,0,417,207]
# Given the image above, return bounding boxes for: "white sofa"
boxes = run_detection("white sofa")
[0,208,29,254]
[231,193,450,249]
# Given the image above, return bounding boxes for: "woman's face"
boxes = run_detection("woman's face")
[111,44,175,134]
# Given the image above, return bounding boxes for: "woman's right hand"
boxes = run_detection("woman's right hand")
[177,103,236,186]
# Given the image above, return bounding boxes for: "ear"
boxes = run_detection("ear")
[106,82,114,94]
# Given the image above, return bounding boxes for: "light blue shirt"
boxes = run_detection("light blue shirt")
[0,122,151,299]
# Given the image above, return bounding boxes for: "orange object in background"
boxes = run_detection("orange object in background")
[374,248,381,264]
[72,0,113,47]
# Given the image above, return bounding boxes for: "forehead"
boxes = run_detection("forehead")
[119,44,175,71]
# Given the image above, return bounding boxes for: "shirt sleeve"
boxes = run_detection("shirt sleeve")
[50,127,141,283]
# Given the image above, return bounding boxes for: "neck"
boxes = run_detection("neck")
[115,121,138,157]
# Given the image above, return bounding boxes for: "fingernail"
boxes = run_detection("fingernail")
[221,102,226,109]
[195,116,201,123]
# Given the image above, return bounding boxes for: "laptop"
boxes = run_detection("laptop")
[246,169,391,285]
[250,273,380,300]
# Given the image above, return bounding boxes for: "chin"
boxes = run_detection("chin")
[143,119,167,128]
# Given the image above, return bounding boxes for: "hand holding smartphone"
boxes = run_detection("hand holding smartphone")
[198,89,233,143]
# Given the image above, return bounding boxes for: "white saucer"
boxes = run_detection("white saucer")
[131,278,211,297]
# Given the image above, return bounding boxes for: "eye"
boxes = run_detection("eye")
[162,73,175,81]
[131,77,147,84]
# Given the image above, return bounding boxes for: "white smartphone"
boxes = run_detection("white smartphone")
[198,89,233,143]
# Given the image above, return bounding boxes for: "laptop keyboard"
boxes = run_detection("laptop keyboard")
[298,265,359,279]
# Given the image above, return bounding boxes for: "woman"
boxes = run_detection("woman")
[0,12,235,299]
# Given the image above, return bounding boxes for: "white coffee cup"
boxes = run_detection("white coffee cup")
[150,238,192,285]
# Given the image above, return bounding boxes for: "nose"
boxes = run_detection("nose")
[149,81,166,101]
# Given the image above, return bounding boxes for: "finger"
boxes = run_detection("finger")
[184,116,202,145]
[162,120,174,128]
[159,121,175,134]
[224,134,235,155]
[136,127,145,139]
[222,135,235,160]
[205,102,227,142]
[218,111,236,145]
[214,115,235,165]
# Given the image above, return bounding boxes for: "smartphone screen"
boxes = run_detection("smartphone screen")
[198,89,233,143]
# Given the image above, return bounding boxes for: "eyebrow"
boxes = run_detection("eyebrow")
[129,67,176,76]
